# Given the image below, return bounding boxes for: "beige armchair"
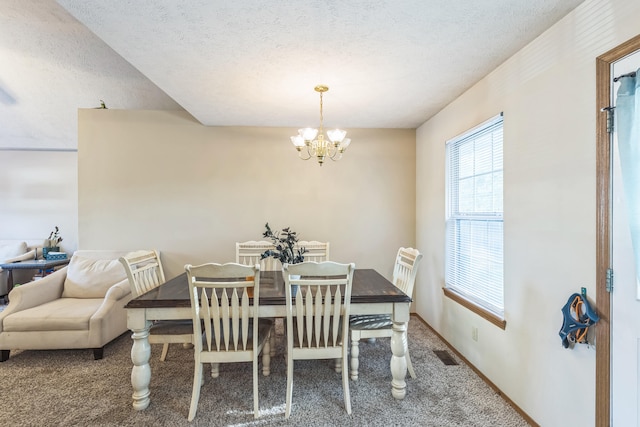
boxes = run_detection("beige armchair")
[0,250,133,361]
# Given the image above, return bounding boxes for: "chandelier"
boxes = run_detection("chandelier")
[290,85,351,166]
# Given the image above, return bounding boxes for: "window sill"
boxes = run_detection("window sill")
[442,287,506,330]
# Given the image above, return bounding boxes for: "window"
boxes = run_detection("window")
[445,113,504,325]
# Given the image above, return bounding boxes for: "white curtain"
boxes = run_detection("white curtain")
[615,68,640,290]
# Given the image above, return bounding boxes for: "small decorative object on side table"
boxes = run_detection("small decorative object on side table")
[43,226,64,259]
[45,252,67,261]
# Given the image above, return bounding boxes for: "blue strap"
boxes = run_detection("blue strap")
[559,293,599,348]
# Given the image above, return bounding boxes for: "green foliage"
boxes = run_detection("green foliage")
[260,223,307,265]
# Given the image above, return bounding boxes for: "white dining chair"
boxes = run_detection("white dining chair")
[119,250,193,361]
[349,247,423,380]
[237,240,280,356]
[283,261,355,418]
[236,240,280,271]
[184,262,273,421]
[296,240,330,262]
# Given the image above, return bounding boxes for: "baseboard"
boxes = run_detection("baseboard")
[412,314,539,427]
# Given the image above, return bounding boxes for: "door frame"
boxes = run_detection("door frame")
[595,33,640,427]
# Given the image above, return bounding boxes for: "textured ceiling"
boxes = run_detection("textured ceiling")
[0,0,181,150]
[1,1,584,149]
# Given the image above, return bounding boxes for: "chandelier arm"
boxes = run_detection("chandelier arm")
[329,151,343,161]
[297,149,313,161]
[326,143,338,159]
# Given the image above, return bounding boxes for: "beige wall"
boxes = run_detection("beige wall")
[78,109,416,280]
[416,0,640,425]
[5,1,638,424]
[0,150,78,254]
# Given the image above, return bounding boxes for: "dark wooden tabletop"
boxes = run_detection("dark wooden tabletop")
[125,269,411,309]
[0,258,70,270]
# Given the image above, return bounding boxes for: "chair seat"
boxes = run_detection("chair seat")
[349,314,392,330]
[150,320,193,335]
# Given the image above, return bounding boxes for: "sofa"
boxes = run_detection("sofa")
[0,240,45,299]
[0,250,134,361]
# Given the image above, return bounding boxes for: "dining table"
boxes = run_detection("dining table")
[125,268,412,410]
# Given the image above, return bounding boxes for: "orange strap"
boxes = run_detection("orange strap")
[570,296,583,320]
[570,296,589,343]
[574,327,588,343]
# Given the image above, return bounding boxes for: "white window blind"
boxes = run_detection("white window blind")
[445,114,504,317]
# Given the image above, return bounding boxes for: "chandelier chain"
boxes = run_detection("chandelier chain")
[319,91,324,134]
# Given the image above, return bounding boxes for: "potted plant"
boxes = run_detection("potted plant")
[260,223,307,265]
[43,226,63,259]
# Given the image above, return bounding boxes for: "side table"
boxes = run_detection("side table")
[0,259,70,302]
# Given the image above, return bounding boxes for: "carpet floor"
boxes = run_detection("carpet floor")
[0,317,530,426]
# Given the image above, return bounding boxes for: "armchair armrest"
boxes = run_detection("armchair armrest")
[3,250,37,264]
[104,278,132,302]
[0,267,67,332]
[90,278,132,325]
[0,250,37,273]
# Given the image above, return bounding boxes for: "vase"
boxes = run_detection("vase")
[289,274,301,296]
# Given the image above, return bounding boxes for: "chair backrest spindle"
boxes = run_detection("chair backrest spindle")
[392,247,423,297]
[236,241,280,271]
[284,261,354,350]
[186,263,260,355]
[296,241,330,262]
[119,249,166,298]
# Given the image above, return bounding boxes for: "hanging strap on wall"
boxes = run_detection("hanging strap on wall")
[558,292,600,349]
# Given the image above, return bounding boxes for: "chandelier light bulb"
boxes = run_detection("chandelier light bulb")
[326,129,347,144]
[290,135,305,148]
[299,127,318,141]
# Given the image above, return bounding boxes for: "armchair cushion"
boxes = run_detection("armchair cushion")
[62,256,127,298]
[3,298,104,332]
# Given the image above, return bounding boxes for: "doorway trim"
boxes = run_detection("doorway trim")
[595,33,640,427]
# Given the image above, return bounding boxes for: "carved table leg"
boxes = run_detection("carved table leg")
[129,311,152,410]
[390,302,409,400]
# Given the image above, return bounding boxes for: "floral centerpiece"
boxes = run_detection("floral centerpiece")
[260,223,307,264]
